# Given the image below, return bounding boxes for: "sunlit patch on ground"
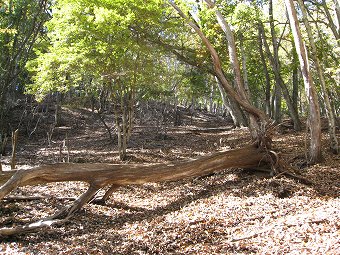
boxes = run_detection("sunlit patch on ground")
[0,107,339,254]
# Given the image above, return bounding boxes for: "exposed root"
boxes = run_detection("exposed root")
[253,121,276,150]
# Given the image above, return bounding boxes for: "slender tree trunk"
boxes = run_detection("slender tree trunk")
[0,134,3,172]
[168,1,269,127]
[333,0,340,33]
[121,97,128,161]
[269,0,282,123]
[322,0,340,42]
[203,0,261,139]
[285,0,322,163]
[297,0,339,154]
[10,129,19,170]
[54,92,62,127]
[203,0,248,100]
[292,48,299,113]
[209,82,214,113]
[273,84,282,123]
[258,22,302,130]
[215,77,246,127]
[257,24,272,116]
[239,34,250,101]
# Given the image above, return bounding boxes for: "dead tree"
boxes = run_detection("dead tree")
[0,144,278,236]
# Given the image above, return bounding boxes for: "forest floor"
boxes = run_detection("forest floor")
[0,105,339,254]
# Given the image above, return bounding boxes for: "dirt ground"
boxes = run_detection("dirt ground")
[0,106,339,254]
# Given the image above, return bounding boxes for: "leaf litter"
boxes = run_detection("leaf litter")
[0,108,339,254]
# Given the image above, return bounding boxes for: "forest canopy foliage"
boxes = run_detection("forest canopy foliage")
[1,0,340,175]
[0,0,339,238]
[0,0,339,161]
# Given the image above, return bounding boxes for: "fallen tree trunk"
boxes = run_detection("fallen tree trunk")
[0,145,270,199]
[0,145,273,236]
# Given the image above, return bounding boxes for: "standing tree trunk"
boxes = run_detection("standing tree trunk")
[297,0,338,154]
[168,1,268,124]
[292,46,299,114]
[112,80,135,161]
[215,77,247,127]
[257,24,272,116]
[10,129,19,170]
[239,34,250,103]
[258,22,301,131]
[209,82,215,113]
[322,0,340,43]
[273,85,282,123]
[333,0,340,35]
[285,0,322,163]
[54,92,62,127]
[168,1,271,154]
[203,0,260,139]
[269,0,282,123]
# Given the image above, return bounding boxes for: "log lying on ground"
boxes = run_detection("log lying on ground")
[0,145,272,236]
[0,145,270,200]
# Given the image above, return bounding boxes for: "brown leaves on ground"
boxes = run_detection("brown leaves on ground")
[0,107,339,254]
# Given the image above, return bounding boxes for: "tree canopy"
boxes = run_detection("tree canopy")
[0,0,339,238]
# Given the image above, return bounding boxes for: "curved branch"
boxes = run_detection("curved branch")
[167,1,269,123]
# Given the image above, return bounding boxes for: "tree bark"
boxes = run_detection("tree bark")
[257,25,272,116]
[239,34,250,102]
[269,0,282,123]
[0,145,271,200]
[10,129,19,170]
[292,47,299,114]
[203,0,261,139]
[258,22,302,131]
[54,92,62,127]
[215,77,247,127]
[333,0,340,34]
[273,84,282,123]
[0,145,276,236]
[285,0,322,163]
[297,0,339,154]
[322,0,340,42]
[169,1,269,127]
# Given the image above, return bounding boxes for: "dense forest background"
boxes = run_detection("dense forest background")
[0,0,339,253]
[0,0,339,161]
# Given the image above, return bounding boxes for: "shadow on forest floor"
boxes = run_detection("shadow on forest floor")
[1,106,339,254]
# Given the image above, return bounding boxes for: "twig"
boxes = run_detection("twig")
[0,218,68,237]
[3,196,77,202]
[282,171,314,185]
[11,129,19,170]
[231,225,275,242]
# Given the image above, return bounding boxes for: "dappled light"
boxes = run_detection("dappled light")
[1,106,339,253]
[0,0,339,253]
